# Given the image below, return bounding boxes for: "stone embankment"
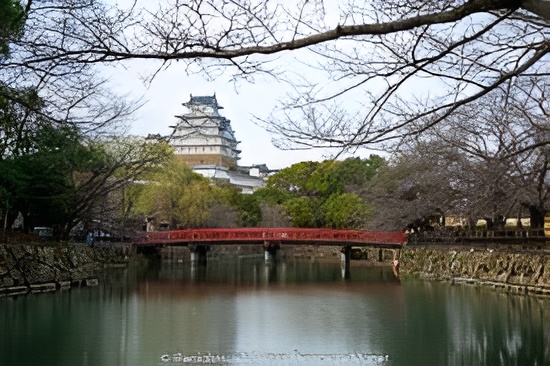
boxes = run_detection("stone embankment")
[400,245,550,297]
[8,240,548,298]
[0,243,132,297]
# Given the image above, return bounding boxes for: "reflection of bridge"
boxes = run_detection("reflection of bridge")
[132,228,406,278]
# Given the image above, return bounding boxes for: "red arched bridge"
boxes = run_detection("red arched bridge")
[132,228,406,279]
[132,227,406,248]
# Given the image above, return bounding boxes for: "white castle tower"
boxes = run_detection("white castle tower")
[168,94,268,194]
[170,95,241,169]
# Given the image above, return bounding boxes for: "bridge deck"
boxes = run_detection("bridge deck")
[132,228,406,247]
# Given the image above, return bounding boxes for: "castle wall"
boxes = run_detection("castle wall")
[175,154,237,169]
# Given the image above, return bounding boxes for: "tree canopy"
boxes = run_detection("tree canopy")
[6,0,550,153]
[0,0,154,239]
[130,157,258,229]
[364,79,550,231]
[0,0,25,56]
[254,156,383,229]
[3,0,550,235]
[0,129,172,238]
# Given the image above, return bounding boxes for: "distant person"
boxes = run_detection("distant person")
[86,232,94,247]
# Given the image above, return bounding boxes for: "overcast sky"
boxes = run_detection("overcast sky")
[105,59,378,170]
[98,0,387,170]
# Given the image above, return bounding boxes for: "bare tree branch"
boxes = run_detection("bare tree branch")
[3,0,550,152]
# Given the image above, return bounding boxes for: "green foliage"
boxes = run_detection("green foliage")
[266,161,321,195]
[322,193,371,229]
[236,194,262,227]
[0,126,97,233]
[0,157,27,223]
[258,155,384,228]
[0,3,176,237]
[122,155,384,230]
[207,180,260,227]
[210,180,242,206]
[132,157,257,229]
[252,186,292,204]
[133,157,206,227]
[0,84,81,234]
[0,84,45,159]
[333,156,386,189]
[87,137,173,234]
[0,124,173,237]
[283,196,318,228]
[177,180,219,228]
[0,0,26,56]
[306,160,343,197]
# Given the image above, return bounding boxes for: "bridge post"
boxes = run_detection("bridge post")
[340,245,352,279]
[392,249,401,278]
[264,241,280,262]
[189,244,209,265]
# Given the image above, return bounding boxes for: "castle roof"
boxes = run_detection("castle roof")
[183,94,224,109]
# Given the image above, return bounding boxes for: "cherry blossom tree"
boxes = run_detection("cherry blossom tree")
[6,0,550,152]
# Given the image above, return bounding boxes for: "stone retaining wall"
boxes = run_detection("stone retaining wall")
[400,245,550,296]
[11,242,545,299]
[0,243,132,297]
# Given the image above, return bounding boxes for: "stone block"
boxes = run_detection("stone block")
[2,276,14,287]
[0,286,29,297]
[58,281,71,290]
[30,283,57,294]
[85,278,99,287]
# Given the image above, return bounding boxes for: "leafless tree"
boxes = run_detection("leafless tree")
[208,204,239,227]
[365,78,550,230]
[68,136,172,239]
[419,78,550,224]
[363,143,468,230]
[2,2,141,140]
[1,2,166,239]
[7,0,550,152]
[260,203,290,227]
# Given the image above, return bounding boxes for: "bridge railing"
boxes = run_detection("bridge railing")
[408,228,547,245]
[132,228,407,245]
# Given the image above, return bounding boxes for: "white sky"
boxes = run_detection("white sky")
[101,0,380,170]
[99,1,520,171]
[106,60,377,170]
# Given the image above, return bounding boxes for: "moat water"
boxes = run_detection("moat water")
[1,257,549,365]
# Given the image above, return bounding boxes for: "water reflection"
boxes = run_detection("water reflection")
[135,259,404,364]
[0,257,548,366]
[444,285,548,365]
[164,258,399,285]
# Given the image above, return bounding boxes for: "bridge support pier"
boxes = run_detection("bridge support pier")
[340,245,352,280]
[264,241,280,262]
[189,244,209,265]
[392,249,401,278]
